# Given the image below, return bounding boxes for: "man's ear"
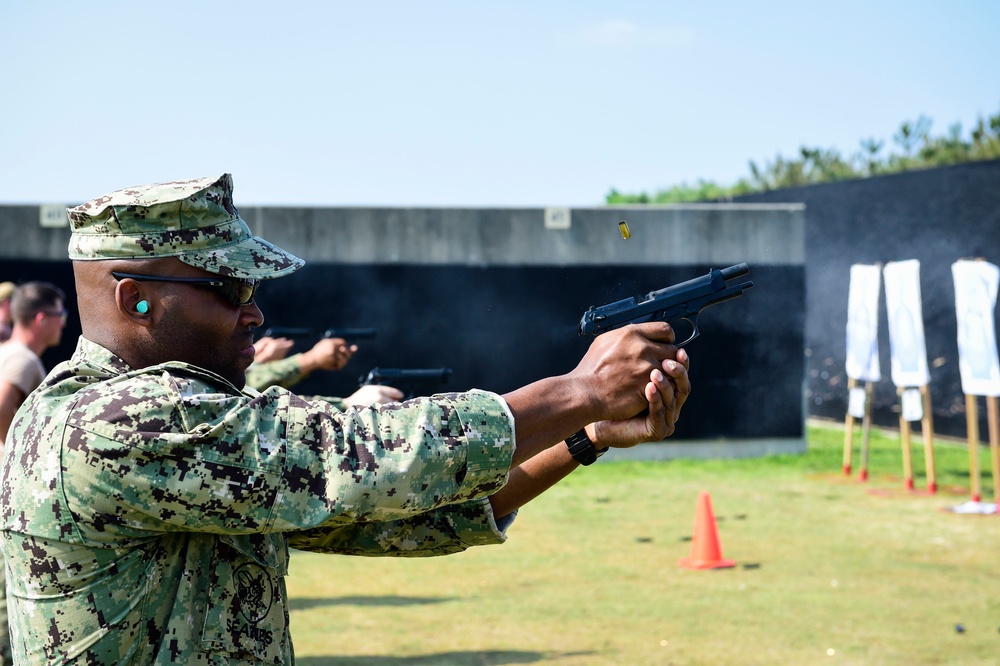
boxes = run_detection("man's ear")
[115,280,153,327]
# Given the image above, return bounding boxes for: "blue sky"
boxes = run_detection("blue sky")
[1,1,997,207]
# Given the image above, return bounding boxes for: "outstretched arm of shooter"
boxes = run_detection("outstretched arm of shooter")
[489,334,690,519]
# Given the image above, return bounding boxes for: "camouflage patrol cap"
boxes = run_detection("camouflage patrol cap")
[66,173,304,279]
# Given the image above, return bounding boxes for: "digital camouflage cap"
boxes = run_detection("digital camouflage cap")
[66,173,304,279]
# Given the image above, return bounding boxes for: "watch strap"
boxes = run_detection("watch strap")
[565,428,609,466]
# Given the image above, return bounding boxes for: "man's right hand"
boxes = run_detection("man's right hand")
[587,349,691,449]
[300,337,358,373]
[344,384,405,407]
[569,321,683,423]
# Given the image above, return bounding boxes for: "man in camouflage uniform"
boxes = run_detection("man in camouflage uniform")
[245,335,352,391]
[0,174,690,664]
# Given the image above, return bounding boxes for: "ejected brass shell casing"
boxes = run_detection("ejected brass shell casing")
[618,220,631,240]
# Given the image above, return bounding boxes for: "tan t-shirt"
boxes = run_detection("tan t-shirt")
[0,342,46,396]
[0,341,46,449]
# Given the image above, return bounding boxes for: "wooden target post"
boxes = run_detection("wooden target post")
[898,387,915,490]
[951,259,1000,506]
[965,394,982,502]
[843,377,857,476]
[896,386,936,493]
[990,397,1000,505]
[964,395,1000,504]
[844,262,882,480]
[858,381,875,481]
[844,378,876,480]
[920,385,937,494]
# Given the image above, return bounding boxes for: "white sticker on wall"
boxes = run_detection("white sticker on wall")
[39,204,68,228]
[544,207,571,230]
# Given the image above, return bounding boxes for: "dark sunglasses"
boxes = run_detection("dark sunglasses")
[111,272,260,307]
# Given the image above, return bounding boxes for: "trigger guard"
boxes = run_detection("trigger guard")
[673,316,699,348]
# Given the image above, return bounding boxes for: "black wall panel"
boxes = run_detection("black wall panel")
[4,260,803,442]
[255,262,803,440]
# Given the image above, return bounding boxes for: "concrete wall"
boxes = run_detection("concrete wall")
[0,202,806,457]
[237,204,803,266]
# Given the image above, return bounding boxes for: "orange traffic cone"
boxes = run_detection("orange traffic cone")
[678,491,735,570]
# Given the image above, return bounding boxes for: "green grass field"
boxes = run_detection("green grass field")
[285,422,1000,665]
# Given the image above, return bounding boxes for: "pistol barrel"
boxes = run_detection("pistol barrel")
[324,327,377,340]
[720,263,749,279]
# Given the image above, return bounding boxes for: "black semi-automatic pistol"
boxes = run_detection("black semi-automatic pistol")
[360,367,453,399]
[578,263,753,346]
[262,327,378,341]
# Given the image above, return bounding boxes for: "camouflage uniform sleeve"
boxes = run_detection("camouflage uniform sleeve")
[60,371,514,546]
[287,496,508,556]
[308,394,348,411]
[245,381,348,412]
[244,354,306,390]
[273,388,515,533]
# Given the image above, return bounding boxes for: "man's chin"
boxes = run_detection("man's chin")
[203,359,251,390]
[230,357,256,390]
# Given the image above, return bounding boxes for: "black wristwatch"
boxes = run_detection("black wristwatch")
[565,428,609,466]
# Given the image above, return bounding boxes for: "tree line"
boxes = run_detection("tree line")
[605,105,1000,204]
